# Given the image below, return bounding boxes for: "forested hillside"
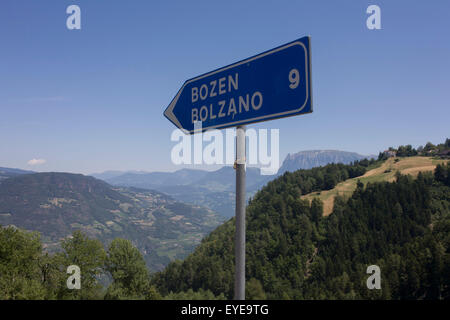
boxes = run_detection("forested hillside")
[1,160,449,300]
[153,162,450,299]
[0,173,222,271]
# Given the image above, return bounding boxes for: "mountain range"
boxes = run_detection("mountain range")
[0,167,35,181]
[279,150,372,172]
[0,150,374,270]
[95,150,373,217]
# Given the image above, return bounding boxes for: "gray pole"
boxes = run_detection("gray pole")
[234,125,246,300]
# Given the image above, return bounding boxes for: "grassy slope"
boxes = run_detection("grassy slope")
[301,156,449,216]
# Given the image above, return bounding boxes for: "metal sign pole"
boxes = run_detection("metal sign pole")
[234,125,246,300]
[163,36,312,300]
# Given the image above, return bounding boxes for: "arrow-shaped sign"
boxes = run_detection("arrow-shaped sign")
[164,36,312,134]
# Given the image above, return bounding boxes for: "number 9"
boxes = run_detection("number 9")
[289,68,300,89]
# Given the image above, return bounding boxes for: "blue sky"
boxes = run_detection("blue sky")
[1,0,449,174]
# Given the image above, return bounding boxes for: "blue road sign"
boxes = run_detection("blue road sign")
[164,36,312,134]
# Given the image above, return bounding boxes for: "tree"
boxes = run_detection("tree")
[58,230,107,299]
[310,198,323,224]
[40,252,71,299]
[0,226,46,299]
[424,142,436,152]
[324,173,337,190]
[397,144,417,157]
[434,164,448,185]
[105,238,158,299]
[246,278,267,300]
